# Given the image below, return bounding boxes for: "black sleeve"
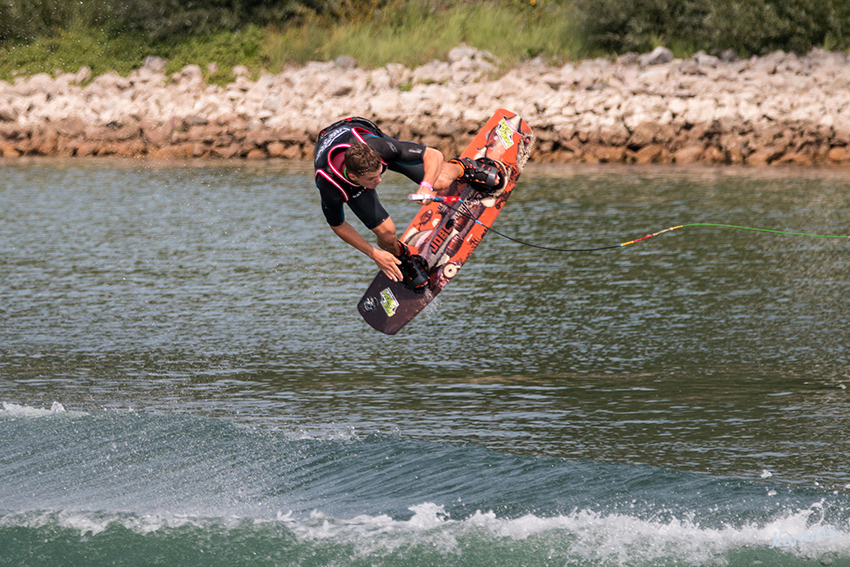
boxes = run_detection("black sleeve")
[316,176,346,226]
[366,136,426,167]
[366,136,427,184]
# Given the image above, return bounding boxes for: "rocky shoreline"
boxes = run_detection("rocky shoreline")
[2,45,850,166]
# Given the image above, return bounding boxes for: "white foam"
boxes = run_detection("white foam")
[0,401,88,419]
[267,503,461,557]
[292,425,361,442]
[4,502,848,565]
[1,510,229,537]
[268,500,850,563]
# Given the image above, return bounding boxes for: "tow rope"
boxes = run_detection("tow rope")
[408,194,849,252]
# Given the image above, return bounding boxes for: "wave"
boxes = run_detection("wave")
[2,403,849,566]
[2,504,847,567]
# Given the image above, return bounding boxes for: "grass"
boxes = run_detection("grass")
[263,2,581,70]
[2,0,847,82]
[0,1,583,82]
[0,27,151,79]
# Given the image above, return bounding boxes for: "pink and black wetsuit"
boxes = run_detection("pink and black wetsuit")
[314,117,429,229]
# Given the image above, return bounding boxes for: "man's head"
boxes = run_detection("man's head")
[345,142,383,188]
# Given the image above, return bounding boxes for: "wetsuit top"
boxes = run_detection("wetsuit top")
[314,117,428,228]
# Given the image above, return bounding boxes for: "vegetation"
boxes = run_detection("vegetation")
[571,0,850,56]
[1,0,849,82]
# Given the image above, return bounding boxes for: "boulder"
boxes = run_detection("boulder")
[640,47,674,67]
[1,45,850,166]
[673,145,704,164]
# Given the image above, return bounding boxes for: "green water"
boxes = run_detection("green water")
[2,159,849,487]
[1,159,849,566]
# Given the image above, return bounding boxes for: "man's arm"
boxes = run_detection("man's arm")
[413,147,447,203]
[371,138,448,200]
[330,221,403,282]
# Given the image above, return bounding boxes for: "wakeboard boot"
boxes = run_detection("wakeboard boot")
[397,241,429,293]
[450,157,508,194]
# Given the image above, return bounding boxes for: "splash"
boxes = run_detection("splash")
[1,401,86,418]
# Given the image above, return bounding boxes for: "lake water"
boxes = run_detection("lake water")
[1,158,849,566]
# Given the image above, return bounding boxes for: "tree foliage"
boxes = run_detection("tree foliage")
[2,0,849,58]
[572,0,850,56]
[0,0,322,42]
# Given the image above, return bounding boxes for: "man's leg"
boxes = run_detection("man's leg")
[434,161,463,190]
[447,157,506,193]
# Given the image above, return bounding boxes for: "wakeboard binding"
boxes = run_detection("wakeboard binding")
[451,157,508,194]
[397,241,429,293]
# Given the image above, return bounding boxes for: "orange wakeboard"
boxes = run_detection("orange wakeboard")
[357,109,535,334]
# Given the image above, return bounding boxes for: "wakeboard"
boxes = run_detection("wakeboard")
[357,108,535,335]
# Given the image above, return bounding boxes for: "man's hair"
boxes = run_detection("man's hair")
[344,142,382,177]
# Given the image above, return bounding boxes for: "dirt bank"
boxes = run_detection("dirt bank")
[2,45,850,166]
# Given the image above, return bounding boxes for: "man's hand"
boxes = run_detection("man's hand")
[331,221,403,281]
[372,247,403,282]
[414,180,436,205]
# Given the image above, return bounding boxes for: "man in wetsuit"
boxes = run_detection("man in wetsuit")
[314,116,506,289]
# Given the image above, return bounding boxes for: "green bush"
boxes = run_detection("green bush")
[2,0,849,81]
[0,0,321,43]
[107,0,319,40]
[0,27,151,78]
[570,0,711,55]
[162,25,266,82]
[709,0,850,55]
[572,0,850,56]
[0,0,115,41]
[262,0,575,68]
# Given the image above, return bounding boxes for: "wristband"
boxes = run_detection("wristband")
[419,181,433,191]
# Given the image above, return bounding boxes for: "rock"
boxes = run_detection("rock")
[448,44,478,64]
[628,122,661,148]
[828,146,850,162]
[617,52,640,65]
[633,144,666,164]
[0,103,18,122]
[719,49,738,62]
[702,145,726,164]
[598,125,629,146]
[369,91,400,115]
[1,46,850,167]
[75,141,100,157]
[640,46,674,67]
[0,140,20,157]
[144,56,167,73]
[75,66,92,84]
[266,141,285,157]
[678,60,702,75]
[212,144,240,159]
[12,73,55,97]
[335,55,357,70]
[281,143,303,159]
[673,145,704,164]
[693,50,719,68]
[172,64,203,84]
[746,146,785,166]
[591,145,626,163]
[141,122,168,147]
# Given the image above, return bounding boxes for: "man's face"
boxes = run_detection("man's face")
[350,168,382,189]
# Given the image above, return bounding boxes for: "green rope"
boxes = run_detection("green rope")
[435,198,849,252]
[680,223,849,240]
